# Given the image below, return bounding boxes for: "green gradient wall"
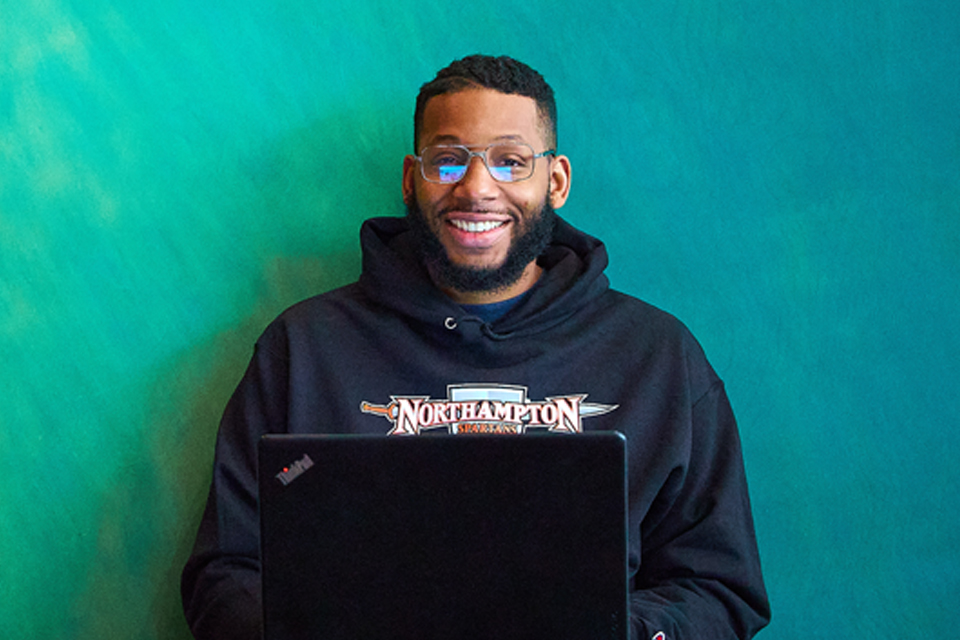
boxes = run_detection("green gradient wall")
[2,1,957,638]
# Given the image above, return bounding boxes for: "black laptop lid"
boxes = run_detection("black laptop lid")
[259,432,628,640]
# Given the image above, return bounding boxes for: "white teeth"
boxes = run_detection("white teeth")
[451,219,505,233]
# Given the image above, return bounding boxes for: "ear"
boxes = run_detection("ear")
[548,154,572,209]
[402,155,417,205]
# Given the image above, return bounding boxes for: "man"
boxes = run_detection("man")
[181,55,770,639]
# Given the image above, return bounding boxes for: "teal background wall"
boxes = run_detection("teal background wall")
[2,1,957,638]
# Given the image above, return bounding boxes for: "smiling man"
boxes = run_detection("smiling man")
[182,55,770,640]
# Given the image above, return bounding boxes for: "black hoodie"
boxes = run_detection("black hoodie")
[182,216,770,639]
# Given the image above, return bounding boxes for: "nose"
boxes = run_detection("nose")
[453,155,498,199]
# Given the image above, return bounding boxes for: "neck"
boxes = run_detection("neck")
[436,262,542,305]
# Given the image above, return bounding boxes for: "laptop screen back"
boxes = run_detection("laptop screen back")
[259,433,628,640]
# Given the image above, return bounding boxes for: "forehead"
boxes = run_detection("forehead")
[419,89,545,149]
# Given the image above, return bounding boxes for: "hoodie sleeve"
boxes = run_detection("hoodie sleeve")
[628,380,770,640]
[181,335,290,640]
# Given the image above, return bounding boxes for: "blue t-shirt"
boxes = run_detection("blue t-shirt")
[459,289,532,324]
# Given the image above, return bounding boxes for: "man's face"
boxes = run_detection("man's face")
[402,89,571,299]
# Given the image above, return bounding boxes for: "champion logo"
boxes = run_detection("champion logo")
[275,453,314,486]
[652,633,666,640]
[361,383,618,435]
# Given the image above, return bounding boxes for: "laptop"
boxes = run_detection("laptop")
[259,432,628,640]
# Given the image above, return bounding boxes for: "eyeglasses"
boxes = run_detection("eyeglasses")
[414,143,556,184]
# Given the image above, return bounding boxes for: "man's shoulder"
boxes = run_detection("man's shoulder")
[257,282,368,343]
[599,288,690,336]
[594,288,716,369]
[282,282,366,317]
[608,287,724,379]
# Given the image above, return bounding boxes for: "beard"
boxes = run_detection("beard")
[405,197,557,295]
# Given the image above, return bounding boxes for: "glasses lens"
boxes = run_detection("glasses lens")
[486,144,535,182]
[422,146,469,183]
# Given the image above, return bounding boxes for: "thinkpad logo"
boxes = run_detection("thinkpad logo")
[274,453,314,486]
[361,383,618,435]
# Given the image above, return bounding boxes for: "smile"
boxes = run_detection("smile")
[449,219,507,233]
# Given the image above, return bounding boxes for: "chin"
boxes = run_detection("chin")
[446,253,509,271]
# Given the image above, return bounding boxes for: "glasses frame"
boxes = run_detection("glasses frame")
[414,142,556,184]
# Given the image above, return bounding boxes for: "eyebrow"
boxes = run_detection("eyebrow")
[425,134,527,146]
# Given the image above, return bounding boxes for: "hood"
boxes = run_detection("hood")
[357,215,610,345]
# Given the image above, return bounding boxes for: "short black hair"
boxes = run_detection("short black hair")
[413,55,557,151]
